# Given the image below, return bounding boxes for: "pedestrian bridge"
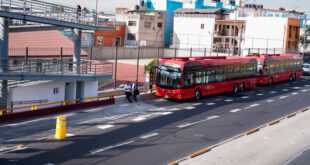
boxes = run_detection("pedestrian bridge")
[0,0,114,31]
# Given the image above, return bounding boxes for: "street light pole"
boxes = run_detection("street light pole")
[95,0,98,26]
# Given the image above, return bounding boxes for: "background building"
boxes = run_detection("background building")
[94,23,125,47]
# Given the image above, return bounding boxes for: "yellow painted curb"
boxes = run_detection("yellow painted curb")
[188,148,211,159]
[168,162,178,165]
[266,120,279,126]
[17,145,25,149]
[285,113,296,119]
[244,128,259,135]
[2,148,10,152]
[299,108,309,113]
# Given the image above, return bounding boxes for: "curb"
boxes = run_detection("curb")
[168,105,310,165]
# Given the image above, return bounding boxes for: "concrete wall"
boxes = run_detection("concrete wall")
[173,16,215,49]
[81,81,98,98]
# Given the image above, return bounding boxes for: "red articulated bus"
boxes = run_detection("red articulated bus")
[248,54,303,85]
[155,56,258,100]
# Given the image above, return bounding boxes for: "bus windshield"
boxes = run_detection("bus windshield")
[156,63,182,89]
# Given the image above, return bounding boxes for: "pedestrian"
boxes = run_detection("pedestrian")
[124,81,133,103]
[132,80,140,102]
[76,5,81,22]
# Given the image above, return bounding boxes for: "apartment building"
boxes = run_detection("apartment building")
[116,9,166,48]
[94,22,125,47]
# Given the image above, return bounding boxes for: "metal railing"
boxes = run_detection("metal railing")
[0,58,113,76]
[0,0,99,26]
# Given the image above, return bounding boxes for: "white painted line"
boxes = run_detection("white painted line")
[256,93,264,96]
[155,107,166,111]
[206,102,216,106]
[293,87,300,89]
[224,99,233,102]
[270,91,277,94]
[63,113,76,117]
[177,123,192,128]
[120,104,129,107]
[160,112,173,115]
[241,96,249,99]
[90,140,135,154]
[83,108,102,113]
[177,115,219,128]
[230,109,242,113]
[282,89,289,91]
[185,106,196,110]
[266,100,275,103]
[66,133,75,137]
[140,133,159,139]
[215,98,223,101]
[132,117,146,122]
[170,108,180,111]
[244,104,260,109]
[291,92,299,95]
[302,89,308,92]
[279,95,289,99]
[97,124,115,130]
[305,85,310,87]
[193,103,203,106]
[3,117,51,127]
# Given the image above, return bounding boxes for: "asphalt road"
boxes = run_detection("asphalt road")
[0,77,310,165]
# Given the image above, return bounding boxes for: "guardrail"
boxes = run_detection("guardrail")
[0,89,154,115]
[0,0,99,26]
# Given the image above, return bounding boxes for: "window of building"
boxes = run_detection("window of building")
[158,22,162,28]
[144,21,151,28]
[158,12,163,18]
[127,33,136,40]
[295,27,299,39]
[289,26,292,38]
[53,88,59,94]
[97,36,103,45]
[201,24,204,29]
[214,24,217,31]
[128,21,136,26]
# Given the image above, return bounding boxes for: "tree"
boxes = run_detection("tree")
[144,59,158,84]
[83,7,90,14]
[300,27,310,50]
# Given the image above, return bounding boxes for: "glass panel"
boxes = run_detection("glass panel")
[156,63,182,90]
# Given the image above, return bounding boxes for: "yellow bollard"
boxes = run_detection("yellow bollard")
[0,110,2,115]
[55,115,66,139]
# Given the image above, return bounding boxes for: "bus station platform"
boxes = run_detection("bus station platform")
[179,108,310,165]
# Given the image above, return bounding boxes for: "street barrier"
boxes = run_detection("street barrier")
[55,115,66,139]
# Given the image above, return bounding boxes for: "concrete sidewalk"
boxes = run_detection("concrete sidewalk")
[179,109,310,165]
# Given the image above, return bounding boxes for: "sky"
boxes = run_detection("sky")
[45,0,310,15]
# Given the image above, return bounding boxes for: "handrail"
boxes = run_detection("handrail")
[0,89,154,115]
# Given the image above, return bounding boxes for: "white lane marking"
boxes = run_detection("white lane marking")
[177,115,219,128]
[170,108,180,111]
[244,104,260,109]
[193,103,202,106]
[83,108,102,113]
[291,92,299,95]
[120,104,129,107]
[63,113,76,117]
[301,89,308,92]
[155,107,166,111]
[266,100,275,103]
[3,117,51,127]
[132,117,146,122]
[90,140,135,154]
[282,89,289,91]
[270,91,277,94]
[230,109,242,113]
[97,124,115,130]
[140,133,159,139]
[160,112,173,115]
[66,133,75,137]
[241,96,249,99]
[215,98,223,101]
[206,102,216,106]
[293,87,300,89]
[279,95,289,99]
[256,93,264,96]
[224,99,233,102]
[185,106,196,110]
[305,85,310,87]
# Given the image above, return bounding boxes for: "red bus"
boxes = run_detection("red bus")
[155,56,258,100]
[248,54,303,85]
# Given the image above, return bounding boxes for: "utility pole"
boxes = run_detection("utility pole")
[303,18,307,58]
[95,0,98,26]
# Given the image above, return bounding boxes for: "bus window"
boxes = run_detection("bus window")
[182,72,195,89]
[195,72,204,85]
[206,70,216,83]
[216,68,224,82]
[257,60,263,74]
[156,63,182,89]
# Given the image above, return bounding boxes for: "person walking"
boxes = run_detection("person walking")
[124,81,132,103]
[76,5,81,22]
[132,80,140,102]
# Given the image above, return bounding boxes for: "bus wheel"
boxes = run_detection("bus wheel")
[195,89,201,100]
[240,82,245,92]
[289,74,293,81]
[233,83,239,93]
[269,78,273,86]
